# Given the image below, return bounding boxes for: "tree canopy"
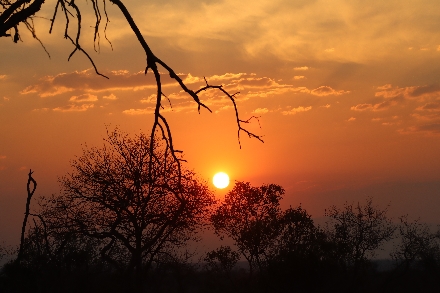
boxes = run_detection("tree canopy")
[39,128,215,276]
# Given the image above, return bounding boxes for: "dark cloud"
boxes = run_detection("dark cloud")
[409,84,440,98]
[416,102,440,111]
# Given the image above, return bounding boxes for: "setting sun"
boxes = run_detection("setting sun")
[213,172,230,189]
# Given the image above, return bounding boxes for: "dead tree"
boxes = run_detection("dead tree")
[16,169,37,262]
[1,0,264,185]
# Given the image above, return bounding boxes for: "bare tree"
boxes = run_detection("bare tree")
[325,197,395,274]
[16,170,37,263]
[391,215,440,272]
[1,0,263,181]
[38,128,216,289]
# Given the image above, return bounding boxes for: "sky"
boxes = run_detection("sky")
[1,0,440,246]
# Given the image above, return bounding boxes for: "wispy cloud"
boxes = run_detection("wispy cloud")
[103,93,117,100]
[20,69,194,97]
[253,108,269,114]
[351,101,396,111]
[282,106,312,115]
[294,66,309,71]
[416,102,440,112]
[69,94,98,103]
[311,86,350,96]
[375,84,440,101]
[53,104,95,112]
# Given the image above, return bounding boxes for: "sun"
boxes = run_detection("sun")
[213,172,230,189]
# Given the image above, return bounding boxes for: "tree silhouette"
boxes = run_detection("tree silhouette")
[392,215,440,272]
[325,197,395,275]
[38,128,215,289]
[204,245,239,277]
[211,182,284,275]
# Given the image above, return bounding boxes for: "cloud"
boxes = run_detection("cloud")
[347,117,356,122]
[321,104,331,108]
[411,113,440,122]
[214,105,233,113]
[253,108,269,114]
[294,66,309,71]
[32,108,50,112]
[53,104,95,112]
[351,103,372,111]
[0,75,6,80]
[140,94,157,104]
[399,124,440,136]
[245,87,309,99]
[103,93,117,100]
[123,103,196,115]
[293,76,305,80]
[324,48,335,52]
[351,101,396,111]
[282,106,312,115]
[69,94,98,103]
[375,84,440,100]
[230,76,287,89]
[20,69,194,97]
[416,102,440,112]
[409,85,440,99]
[206,73,250,82]
[0,155,6,159]
[122,108,154,115]
[310,86,350,96]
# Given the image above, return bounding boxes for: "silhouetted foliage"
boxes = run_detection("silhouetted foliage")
[392,215,440,272]
[325,198,396,280]
[6,173,440,293]
[211,182,284,275]
[32,128,215,291]
[205,245,239,276]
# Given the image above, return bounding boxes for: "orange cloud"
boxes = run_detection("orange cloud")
[20,69,192,97]
[294,66,309,71]
[206,73,250,82]
[375,84,440,101]
[103,94,117,100]
[399,124,440,136]
[351,101,396,111]
[416,102,440,112]
[311,86,350,96]
[253,108,269,114]
[53,104,94,112]
[282,106,312,115]
[69,94,98,103]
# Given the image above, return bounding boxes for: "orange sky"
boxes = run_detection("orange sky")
[1,0,440,246]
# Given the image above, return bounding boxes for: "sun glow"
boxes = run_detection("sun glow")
[213,172,230,189]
